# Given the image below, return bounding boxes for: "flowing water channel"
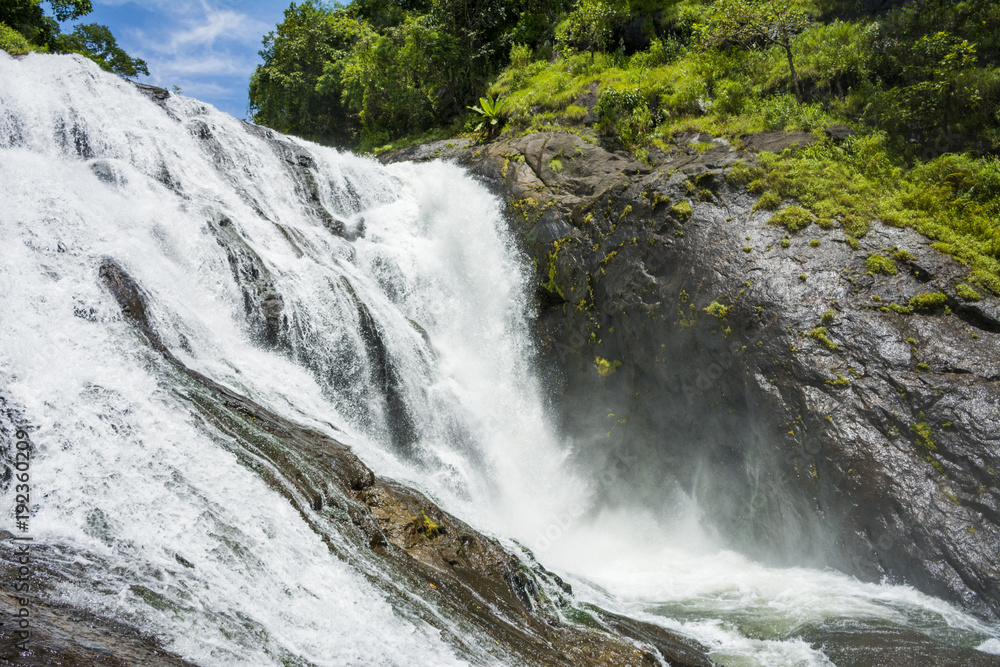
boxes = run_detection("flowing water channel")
[1,52,998,666]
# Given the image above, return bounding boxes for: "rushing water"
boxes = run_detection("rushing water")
[0,52,998,666]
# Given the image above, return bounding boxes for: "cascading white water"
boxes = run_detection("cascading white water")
[1,52,998,666]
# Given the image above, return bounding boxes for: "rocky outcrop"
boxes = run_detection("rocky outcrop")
[0,259,713,666]
[384,130,1000,625]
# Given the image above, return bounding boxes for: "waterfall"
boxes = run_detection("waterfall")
[1,52,998,666]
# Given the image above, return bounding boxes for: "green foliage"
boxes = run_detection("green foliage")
[783,20,872,99]
[1,0,62,46]
[336,14,459,149]
[695,0,812,99]
[865,0,1000,149]
[49,0,92,22]
[468,94,507,140]
[594,356,622,377]
[670,200,693,221]
[56,24,147,77]
[755,192,780,211]
[703,300,731,318]
[249,3,367,146]
[0,22,31,56]
[594,357,622,377]
[748,137,1000,290]
[631,36,683,69]
[556,0,631,52]
[744,94,833,131]
[509,42,533,70]
[595,87,654,149]
[250,0,579,149]
[0,0,142,77]
[419,511,440,539]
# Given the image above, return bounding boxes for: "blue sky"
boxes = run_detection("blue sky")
[69,0,293,119]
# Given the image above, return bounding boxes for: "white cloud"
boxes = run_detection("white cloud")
[148,53,253,77]
[91,0,282,117]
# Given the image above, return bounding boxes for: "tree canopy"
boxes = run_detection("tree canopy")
[696,0,812,99]
[0,0,147,78]
[248,0,574,150]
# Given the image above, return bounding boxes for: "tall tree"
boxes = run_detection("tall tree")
[249,2,368,145]
[57,23,148,77]
[697,0,812,100]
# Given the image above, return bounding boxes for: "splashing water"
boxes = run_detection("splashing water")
[0,52,997,666]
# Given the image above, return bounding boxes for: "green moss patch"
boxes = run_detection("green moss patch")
[769,205,813,232]
[866,254,898,275]
[808,327,838,350]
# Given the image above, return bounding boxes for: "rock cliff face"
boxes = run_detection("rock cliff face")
[385,130,1000,622]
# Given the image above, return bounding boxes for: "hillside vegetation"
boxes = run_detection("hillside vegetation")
[249,0,1000,293]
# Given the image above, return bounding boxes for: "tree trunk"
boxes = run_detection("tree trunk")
[784,42,801,101]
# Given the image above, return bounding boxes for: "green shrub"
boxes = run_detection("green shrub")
[865,22,1000,149]
[750,137,1000,291]
[631,36,683,69]
[783,20,873,98]
[910,421,935,451]
[745,94,834,131]
[556,0,631,52]
[595,87,656,149]
[510,42,533,70]
[0,23,30,56]
[595,356,622,377]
